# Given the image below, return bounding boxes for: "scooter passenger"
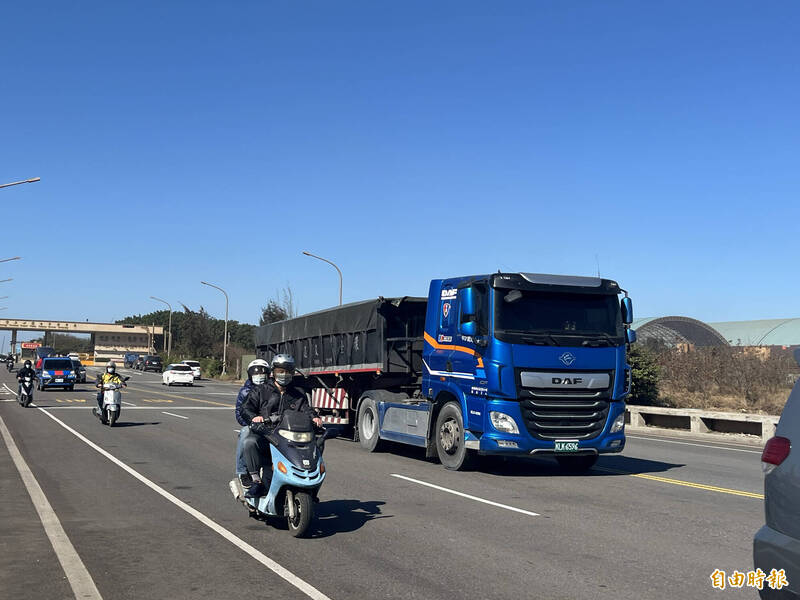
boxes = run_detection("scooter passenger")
[233,359,269,488]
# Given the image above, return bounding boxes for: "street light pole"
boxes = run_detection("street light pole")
[200,281,229,375]
[302,251,343,306]
[149,296,173,356]
[0,257,21,264]
[0,177,40,190]
[0,279,12,284]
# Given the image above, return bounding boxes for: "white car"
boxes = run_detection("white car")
[162,364,194,386]
[181,360,201,379]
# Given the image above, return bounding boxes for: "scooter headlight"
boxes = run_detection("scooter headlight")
[278,429,313,443]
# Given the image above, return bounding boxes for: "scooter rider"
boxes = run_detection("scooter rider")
[234,359,269,488]
[17,360,36,395]
[241,354,321,498]
[93,361,126,418]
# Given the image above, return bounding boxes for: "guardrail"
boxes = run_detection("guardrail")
[626,405,780,442]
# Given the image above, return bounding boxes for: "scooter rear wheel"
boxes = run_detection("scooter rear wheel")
[287,492,313,538]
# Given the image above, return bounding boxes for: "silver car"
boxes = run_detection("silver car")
[753,352,800,599]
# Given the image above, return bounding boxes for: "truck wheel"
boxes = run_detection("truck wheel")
[435,402,475,471]
[357,397,383,452]
[556,454,598,473]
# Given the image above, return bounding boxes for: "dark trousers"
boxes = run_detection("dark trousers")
[242,428,272,479]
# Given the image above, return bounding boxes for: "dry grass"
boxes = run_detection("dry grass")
[649,345,796,416]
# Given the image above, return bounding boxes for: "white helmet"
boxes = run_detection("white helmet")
[247,358,269,385]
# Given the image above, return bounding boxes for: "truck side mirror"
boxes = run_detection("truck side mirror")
[458,287,478,337]
[621,297,633,324]
[459,321,477,337]
[626,328,637,344]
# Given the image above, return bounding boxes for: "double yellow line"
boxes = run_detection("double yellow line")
[594,466,764,499]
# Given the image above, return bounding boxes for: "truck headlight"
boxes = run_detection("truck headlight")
[278,429,313,443]
[610,413,625,433]
[489,411,519,434]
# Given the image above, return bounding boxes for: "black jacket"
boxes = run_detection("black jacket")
[17,367,36,380]
[241,380,314,426]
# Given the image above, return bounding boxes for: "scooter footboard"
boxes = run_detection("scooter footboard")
[253,446,326,515]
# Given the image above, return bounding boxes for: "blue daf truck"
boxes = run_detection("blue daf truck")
[255,272,636,471]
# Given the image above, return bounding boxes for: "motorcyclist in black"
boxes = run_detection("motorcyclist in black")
[240,354,321,498]
[17,360,36,394]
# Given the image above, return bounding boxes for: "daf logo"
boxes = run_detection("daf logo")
[559,352,576,366]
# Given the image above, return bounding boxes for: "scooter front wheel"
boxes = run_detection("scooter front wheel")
[287,492,313,538]
[107,409,118,426]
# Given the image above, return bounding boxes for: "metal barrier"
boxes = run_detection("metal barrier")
[626,405,780,442]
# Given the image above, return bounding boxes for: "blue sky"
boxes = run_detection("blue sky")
[2,1,798,329]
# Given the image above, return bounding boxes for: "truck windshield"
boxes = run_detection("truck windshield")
[494,289,623,346]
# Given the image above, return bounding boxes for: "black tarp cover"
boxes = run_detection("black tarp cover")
[255,297,427,372]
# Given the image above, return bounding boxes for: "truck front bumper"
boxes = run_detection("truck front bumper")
[473,399,626,456]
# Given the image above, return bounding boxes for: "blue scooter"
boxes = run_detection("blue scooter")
[230,410,335,537]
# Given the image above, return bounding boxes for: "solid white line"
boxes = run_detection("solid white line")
[390,474,539,517]
[3,383,18,396]
[121,401,136,407]
[627,434,763,454]
[0,416,102,599]
[35,408,331,600]
[162,411,188,420]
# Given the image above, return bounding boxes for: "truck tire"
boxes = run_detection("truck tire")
[357,397,383,452]
[556,454,598,473]
[435,401,475,471]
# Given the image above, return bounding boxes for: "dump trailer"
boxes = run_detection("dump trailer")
[255,272,636,471]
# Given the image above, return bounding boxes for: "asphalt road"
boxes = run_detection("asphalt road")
[0,365,766,599]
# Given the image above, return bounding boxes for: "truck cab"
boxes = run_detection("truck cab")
[421,272,634,470]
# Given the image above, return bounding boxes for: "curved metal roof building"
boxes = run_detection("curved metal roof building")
[632,316,730,347]
[708,318,800,347]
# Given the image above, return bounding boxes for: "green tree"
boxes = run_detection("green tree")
[259,286,296,325]
[628,344,660,405]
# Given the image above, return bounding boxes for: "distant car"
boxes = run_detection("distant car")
[133,356,146,370]
[141,355,163,373]
[123,352,140,369]
[753,354,800,599]
[163,364,194,386]
[39,357,77,391]
[181,360,201,379]
[70,359,87,383]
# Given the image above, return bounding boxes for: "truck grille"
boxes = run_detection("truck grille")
[518,370,612,441]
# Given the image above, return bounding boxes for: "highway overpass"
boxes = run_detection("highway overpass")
[0,318,164,360]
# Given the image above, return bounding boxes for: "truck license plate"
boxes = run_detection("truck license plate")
[555,440,579,453]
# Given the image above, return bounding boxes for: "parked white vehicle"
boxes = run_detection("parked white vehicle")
[163,364,194,386]
[181,360,201,379]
